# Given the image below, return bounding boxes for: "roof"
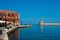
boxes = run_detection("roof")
[0,10,18,14]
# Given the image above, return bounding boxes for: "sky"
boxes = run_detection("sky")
[0,0,60,24]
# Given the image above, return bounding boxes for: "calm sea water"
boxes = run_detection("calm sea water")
[18,24,60,40]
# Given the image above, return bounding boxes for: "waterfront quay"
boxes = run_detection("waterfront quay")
[0,26,18,40]
[0,25,32,40]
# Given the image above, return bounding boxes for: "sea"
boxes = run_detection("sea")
[18,24,60,40]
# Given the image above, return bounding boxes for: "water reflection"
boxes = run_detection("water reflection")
[19,24,60,40]
[8,29,18,40]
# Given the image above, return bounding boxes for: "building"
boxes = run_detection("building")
[0,10,19,26]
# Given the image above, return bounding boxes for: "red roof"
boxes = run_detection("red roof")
[0,10,18,13]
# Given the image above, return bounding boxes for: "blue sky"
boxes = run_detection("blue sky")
[0,0,60,24]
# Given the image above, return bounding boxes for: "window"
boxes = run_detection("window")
[8,13,10,16]
[0,13,2,20]
[5,19,8,21]
[0,13,2,15]
[4,13,8,16]
[0,18,2,20]
[12,14,14,17]
[3,19,8,21]
[0,23,5,27]
[3,19,5,21]
[12,18,15,23]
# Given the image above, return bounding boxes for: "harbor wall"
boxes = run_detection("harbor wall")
[8,27,19,40]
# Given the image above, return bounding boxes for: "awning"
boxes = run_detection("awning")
[0,20,5,23]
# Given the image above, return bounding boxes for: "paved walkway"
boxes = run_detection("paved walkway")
[0,34,3,40]
[0,25,32,40]
[0,26,17,40]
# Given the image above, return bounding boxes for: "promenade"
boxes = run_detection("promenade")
[0,26,17,40]
[0,25,32,40]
